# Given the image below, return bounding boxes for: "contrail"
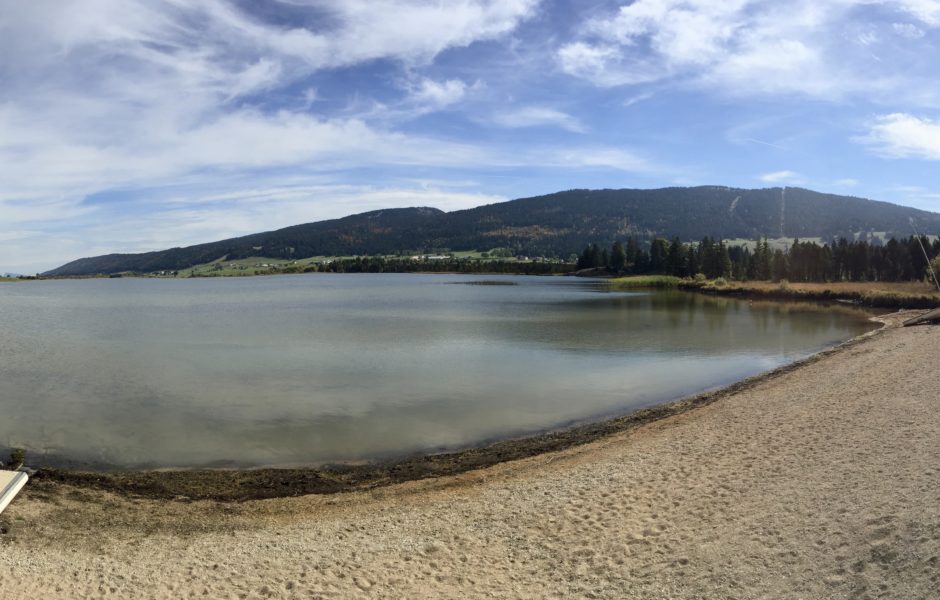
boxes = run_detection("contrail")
[745,137,786,150]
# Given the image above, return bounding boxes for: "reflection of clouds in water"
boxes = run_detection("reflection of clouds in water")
[0,275,875,468]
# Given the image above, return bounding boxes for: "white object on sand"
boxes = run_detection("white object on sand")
[0,470,28,515]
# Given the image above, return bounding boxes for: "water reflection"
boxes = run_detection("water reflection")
[484,290,871,355]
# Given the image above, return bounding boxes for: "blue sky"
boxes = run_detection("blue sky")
[2,0,940,273]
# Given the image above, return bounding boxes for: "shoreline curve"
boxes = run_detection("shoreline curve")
[30,310,906,502]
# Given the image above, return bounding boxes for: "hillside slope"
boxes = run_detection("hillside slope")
[45,186,940,276]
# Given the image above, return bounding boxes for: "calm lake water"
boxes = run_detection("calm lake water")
[0,274,877,469]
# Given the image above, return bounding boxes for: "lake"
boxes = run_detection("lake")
[0,274,877,469]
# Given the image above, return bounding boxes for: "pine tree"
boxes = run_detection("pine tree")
[718,241,732,278]
[649,239,669,273]
[610,241,626,273]
[666,237,685,277]
[771,249,788,281]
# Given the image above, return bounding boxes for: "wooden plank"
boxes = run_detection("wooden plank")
[0,471,28,515]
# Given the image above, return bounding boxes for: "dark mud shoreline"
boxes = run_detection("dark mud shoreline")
[31,313,897,503]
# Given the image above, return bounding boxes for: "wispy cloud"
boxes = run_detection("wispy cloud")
[892,22,926,38]
[3,0,940,273]
[556,0,940,102]
[0,182,508,274]
[623,91,654,107]
[0,104,488,202]
[860,113,940,160]
[542,147,660,173]
[893,0,940,26]
[0,1,546,271]
[744,138,787,150]
[759,170,804,184]
[557,41,658,87]
[489,106,585,132]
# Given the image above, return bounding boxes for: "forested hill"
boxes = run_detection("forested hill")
[45,186,940,276]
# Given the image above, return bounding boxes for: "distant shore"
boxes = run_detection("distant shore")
[18,268,940,310]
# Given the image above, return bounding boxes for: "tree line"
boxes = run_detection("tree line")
[302,257,573,275]
[577,236,940,282]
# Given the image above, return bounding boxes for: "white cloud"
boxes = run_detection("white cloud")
[18,0,538,75]
[556,42,659,87]
[408,78,470,109]
[587,0,748,67]
[557,0,940,101]
[268,0,542,67]
[861,113,940,159]
[490,106,585,132]
[759,170,804,184]
[0,103,487,205]
[703,38,835,97]
[893,0,940,26]
[0,1,550,272]
[0,1,540,168]
[543,148,657,173]
[0,9,536,204]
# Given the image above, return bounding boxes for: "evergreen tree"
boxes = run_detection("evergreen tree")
[757,239,772,280]
[718,241,733,278]
[771,249,788,281]
[589,243,602,268]
[666,237,685,277]
[700,237,721,278]
[576,245,592,270]
[625,237,639,273]
[571,234,935,284]
[685,243,700,277]
[649,239,669,273]
[610,241,626,273]
[729,246,749,280]
[634,247,651,273]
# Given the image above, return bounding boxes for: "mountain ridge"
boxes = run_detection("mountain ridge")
[44,186,940,276]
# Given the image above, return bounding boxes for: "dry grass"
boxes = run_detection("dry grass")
[608,275,683,289]
[723,280,939,296]
[608,275,940,308]
[686,279,940,309]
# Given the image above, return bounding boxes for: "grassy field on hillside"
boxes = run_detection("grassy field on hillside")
[168,249,542,278]
[179,256,339,277]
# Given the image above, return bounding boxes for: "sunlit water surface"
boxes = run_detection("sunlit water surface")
[0,274,877,468]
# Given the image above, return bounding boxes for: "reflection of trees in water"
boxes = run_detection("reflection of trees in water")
[747,298,874,337]
[487,290,873,355]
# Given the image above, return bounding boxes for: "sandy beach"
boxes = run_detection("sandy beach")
[1,311,938,599]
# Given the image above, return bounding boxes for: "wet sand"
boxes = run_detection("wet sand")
[1,311,938,598]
